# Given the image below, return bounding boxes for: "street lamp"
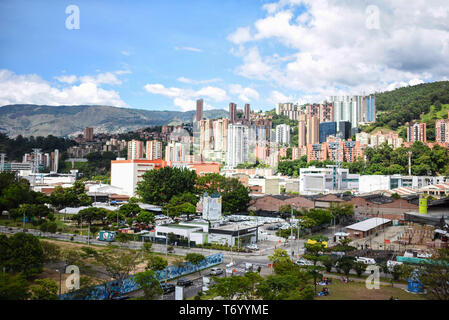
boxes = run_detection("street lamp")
[56,269,62,296]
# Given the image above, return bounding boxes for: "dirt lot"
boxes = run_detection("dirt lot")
[36,238,185,294]
[316,280,425,300]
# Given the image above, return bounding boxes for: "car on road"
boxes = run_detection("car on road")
[177,278,193,287]
[226,262,235,268]
[266,224,281,230]
[355,257,376,265]
[246,244,259,250]
[160,283,175,294]
[296,259,313,266]
[210,267,224,276]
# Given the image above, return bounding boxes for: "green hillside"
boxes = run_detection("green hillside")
[362,81,449,141]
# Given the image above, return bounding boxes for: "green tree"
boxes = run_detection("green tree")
[1,232,44,278]
[40,240,61,262]
[302,243,326,295]
[419,248,449,300]
[134,270,163,300]
[0,272,31,300]
[87,246,141,300]
[353,262,367,277]
[185,253,205,275]
[136,210,155,224]
[146,255,168,272]
[72,207,106,245]
[137,167,197,205]
[196,174,250,214]
[31,278,59,300]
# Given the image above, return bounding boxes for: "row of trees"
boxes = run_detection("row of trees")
[277,141,449,177]
[0,133,76,162]
[136,167,251,216]
[277,203,354,237]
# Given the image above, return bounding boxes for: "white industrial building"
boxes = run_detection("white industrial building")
[299,166,359,194]
[110,159,166,196]
[358,175,448,194]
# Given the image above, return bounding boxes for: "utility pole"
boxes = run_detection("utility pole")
[0,153,6,172]
[408,151,412,176]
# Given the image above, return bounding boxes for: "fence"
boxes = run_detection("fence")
[59,252,223,300]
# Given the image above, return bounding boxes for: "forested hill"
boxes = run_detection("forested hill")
[372,81,449,132]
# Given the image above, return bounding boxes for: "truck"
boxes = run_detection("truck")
[96,231,116,242]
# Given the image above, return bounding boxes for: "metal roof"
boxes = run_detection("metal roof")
[345,217,391,232]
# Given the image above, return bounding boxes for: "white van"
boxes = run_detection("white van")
[355,257,376,265]
[387,260,403,271]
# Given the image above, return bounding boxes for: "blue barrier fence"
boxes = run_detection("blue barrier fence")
[60,252,223,300]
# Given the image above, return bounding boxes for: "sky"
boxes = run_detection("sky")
[0,0,448,112]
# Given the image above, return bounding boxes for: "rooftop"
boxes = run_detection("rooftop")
[345,217,391,232]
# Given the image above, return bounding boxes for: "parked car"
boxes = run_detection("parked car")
[387,260,403,271]
[355,257,376,265]
[296,259,313,266]
[177,278,193,287]
[210,267,224,276]
[160,283,175,294]
[246,244,259,250]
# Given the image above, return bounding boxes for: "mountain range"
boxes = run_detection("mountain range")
[0,104,229,137]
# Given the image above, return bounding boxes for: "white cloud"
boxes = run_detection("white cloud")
[121,51,131,56]
[0,69,129,108]
[174,46,203,52]
[79,72,122,85]
[115,69,132,75]
[144,84,188,98]
[228,0,449,101]
[227,27,253,44]
[177,77,221,85]
[229,84,260,102]
[144,83,230,110]
[196,86,229,102]
[55,75,77,84]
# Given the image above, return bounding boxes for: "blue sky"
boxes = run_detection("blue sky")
[1,0,448,111]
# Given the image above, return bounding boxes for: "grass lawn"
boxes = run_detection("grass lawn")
[315,280,425,300]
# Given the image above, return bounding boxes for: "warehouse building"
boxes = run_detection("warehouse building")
[345,217,391,239]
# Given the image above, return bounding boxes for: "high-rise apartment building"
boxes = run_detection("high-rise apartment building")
[363,95,376,122]
[146,140,162,160]
[84,127,94,141]
[298,120,307,147]
[165,142,187,163]
[127,140,144,160]
[275,124,291,146]
[319,102,334,123]
[226,124,249,168]
[436,112,449,143]
[329,96,364,129]
[244,104,250,122]
[196,99,203,122]
[306,115,320,145]
[407,122,427,143]
[229,102,237,124]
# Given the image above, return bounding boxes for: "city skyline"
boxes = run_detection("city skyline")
[1,0,449,112]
